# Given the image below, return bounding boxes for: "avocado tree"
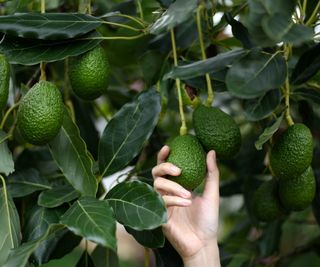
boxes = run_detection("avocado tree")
[0,0,320,266]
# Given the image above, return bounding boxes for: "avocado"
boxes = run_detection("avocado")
[193,105,241,159]
[252,180,285,222]
[0,54,10,111]
[270,123,313,180]
[279,167,316,211]
[166,134,206,190]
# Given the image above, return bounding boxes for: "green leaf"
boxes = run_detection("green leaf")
[226,51,287,99]
[3,224,63,267]
[164,49,247,80]
[91,246,119,267]
[0,131,14,176]
[60,197,116,251]
[38,184,80,208]
[106,181,167,230]
[98,88,161,177]
[293,88,320,105]
[0,13,101,40]
[0,31,101,65]
[255,113,284,150]
[244,89,281,121]
[24,206,65,265]
[149,0,197,34]
[76,251,94,267]
[226,254,250,267]
[125,226,165,248]
[6,168,51,198]
[0,178,21,265]
[49,111,97,197]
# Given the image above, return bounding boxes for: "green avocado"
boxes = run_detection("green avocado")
[193,105,241,159]
[68,45,110,100]
[166,134,206,190]
[17,81,64,145]
[279,167,316,211]
[270,123,313,180]
[0,54,10,111]
[252,180,285,222]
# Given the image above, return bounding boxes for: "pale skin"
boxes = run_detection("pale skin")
[152,145,221,267]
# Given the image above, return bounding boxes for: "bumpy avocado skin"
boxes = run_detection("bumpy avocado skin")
[0,54,10,111]
[270,123,313,180]
[17,81,64,145]
[166,135,206,190]
[193,105,241,159]
[279,167,316,211]
[68,45,110,100]
[253,180,285,222]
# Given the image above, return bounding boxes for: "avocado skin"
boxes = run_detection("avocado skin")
[270,123,313,180]
[193,105,241,159]
[0,54,10,111]
[279,167,316,211]
[253,180,285,222]
[166,135,206,190]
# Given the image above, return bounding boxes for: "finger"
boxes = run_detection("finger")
[203,150,220,200]
[162,195,192,207]
[157,145,170,164]
[154,177,191,198]
[152,162,181,178]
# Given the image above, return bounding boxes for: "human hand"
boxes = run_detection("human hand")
[152,145,221,267]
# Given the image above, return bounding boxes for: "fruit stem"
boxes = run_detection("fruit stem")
[283,44,294,126]
[111,13,147,27]
[0,102,19,129]
[101,21,144,32]
[170,28,188,136]
[144,248,150,267]
[40,0,45,13]
[196,4,214,107]
[306,0,320,25]
[136,0,144,20]
[81,33,146,41]
[40,0,47,81]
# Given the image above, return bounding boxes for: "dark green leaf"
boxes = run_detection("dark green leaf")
[150,0,197,34]
[244,89,281,121]
[6,169,51,198]
[0,180,21,265]
[293,88,320,105]
[0,31,101,65]
[0,13,101,40]
[0,131,14,176]
[24,206,65,265]
[255,113,284,150]
[76,251,94,267]
[126,226,165,248]
[291,44,320,85]
[226,254,250,267]
[153,240,183,267]
[60,197,116,251]
[259,221,283,257]
[226,51,287,99]
[49,111,97,197]
[3,224,63,267]
[38,184,80,208]
[99,88,161,177]
[91,246,119,267]
[106,181,167,230]
[164,49,247,80]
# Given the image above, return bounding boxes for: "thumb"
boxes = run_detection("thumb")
[203,150,220,201]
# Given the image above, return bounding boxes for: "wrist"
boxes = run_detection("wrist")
[182,241,221,267]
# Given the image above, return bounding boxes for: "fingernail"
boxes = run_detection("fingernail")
[181,199,192,205]
[171,166,181,174]
[181,190,191,198]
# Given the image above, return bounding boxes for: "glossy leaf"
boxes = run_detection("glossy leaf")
[244,89,281,121]
[226,51,287,99]
[0,131,14,176]
[49,111,97,197]
[60,197,116,251]
[291,43,320,85]
[126,226,165,248]
[106,181,167,230]
[3,224,63,267]
[0,31,101,65]
[150,0,197,34]
[255,113,284,150]
[6,168,51,198]
[0,180,20,265]
[24,206,65,265]
[164,49,247,80]
[0,13,101,40]
[99,88,161,177]
[38,184,80,208]
[91,246,119,267]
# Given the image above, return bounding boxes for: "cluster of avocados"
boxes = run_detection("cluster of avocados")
[12,45,110,146]
[166,104,241,190]
[253,123,315,222]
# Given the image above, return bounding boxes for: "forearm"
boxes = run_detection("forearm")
[183,243,221,267]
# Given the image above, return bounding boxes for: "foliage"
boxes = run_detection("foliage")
[0,0,320,266]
